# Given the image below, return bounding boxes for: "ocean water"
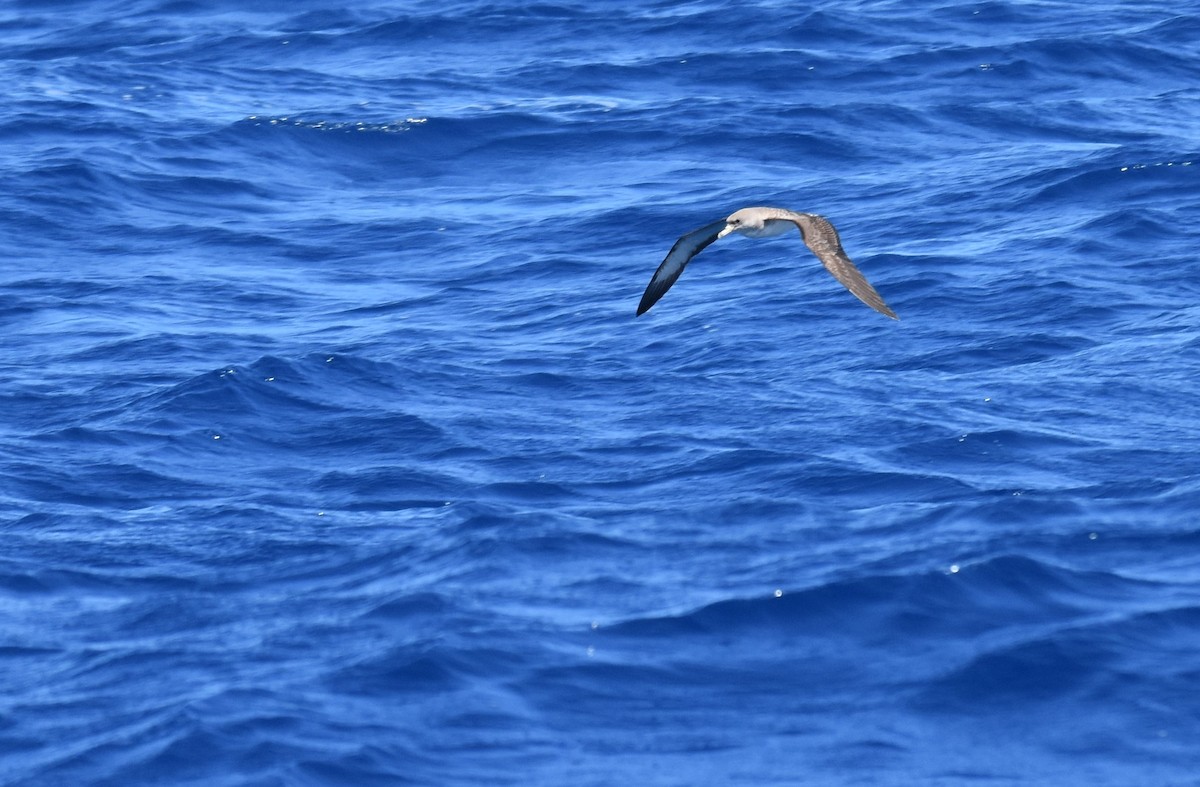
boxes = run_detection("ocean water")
[3,0,1200,784]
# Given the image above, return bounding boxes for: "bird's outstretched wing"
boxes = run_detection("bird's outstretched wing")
[792,212,898,320]
[636,219,727,316]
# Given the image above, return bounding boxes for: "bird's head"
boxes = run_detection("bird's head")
[718,208,762,238]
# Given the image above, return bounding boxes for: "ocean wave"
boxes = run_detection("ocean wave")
[5,0,1200,783]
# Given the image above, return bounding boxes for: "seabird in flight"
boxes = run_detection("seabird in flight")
[637,206,898,319]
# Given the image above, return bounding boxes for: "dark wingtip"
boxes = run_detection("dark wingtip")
[877,297,899,320]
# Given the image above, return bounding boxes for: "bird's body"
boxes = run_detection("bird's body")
[636,206,898,319]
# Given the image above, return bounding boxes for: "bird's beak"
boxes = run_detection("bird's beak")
[716,224,734,239]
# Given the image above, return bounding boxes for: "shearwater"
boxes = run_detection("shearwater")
[637,206,898,319]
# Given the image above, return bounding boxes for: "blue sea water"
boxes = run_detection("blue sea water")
[3,0,1200,783]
